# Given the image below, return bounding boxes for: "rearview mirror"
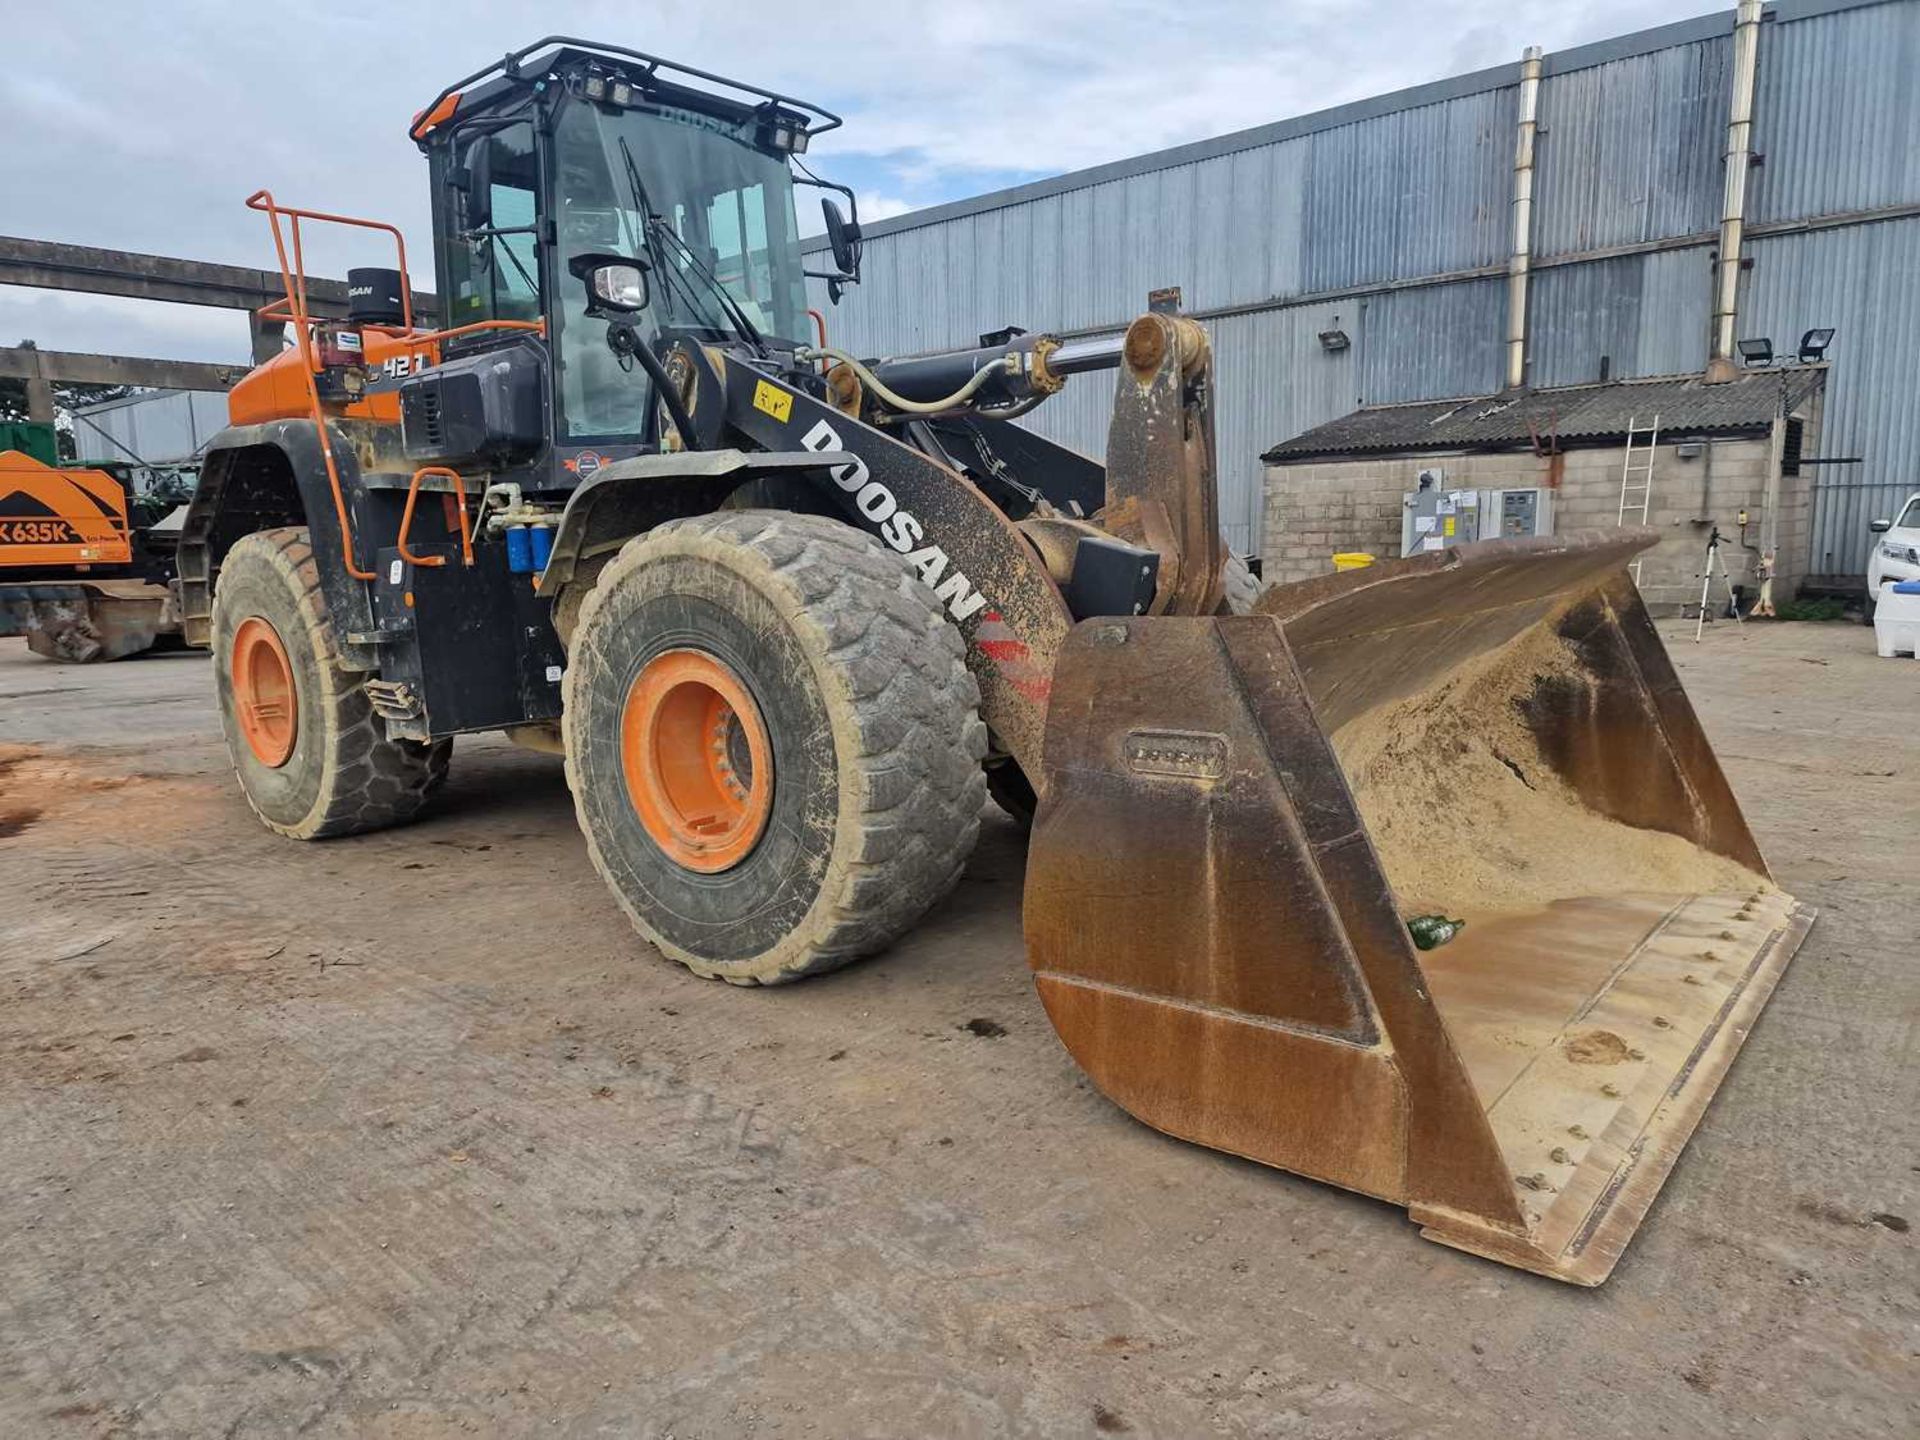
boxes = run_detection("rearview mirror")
[1869,518,1893,533]
[568,252,651,316]
[821,197,863,283]
[460,138,494,230]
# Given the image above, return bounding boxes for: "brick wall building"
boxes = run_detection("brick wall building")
[1260,368,1825,615]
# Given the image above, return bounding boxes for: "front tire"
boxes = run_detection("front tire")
[563,511,986,984]
[211,528,450,839]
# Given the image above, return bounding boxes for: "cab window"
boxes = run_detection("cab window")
[443,121,542,326]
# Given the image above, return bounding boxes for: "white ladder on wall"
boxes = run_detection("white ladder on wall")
[1618,414,1660,585]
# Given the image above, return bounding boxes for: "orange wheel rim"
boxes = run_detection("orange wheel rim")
[620,650,773,873]
[231,616,298,768]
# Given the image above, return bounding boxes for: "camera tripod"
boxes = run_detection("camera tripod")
[1694,526,1747,643]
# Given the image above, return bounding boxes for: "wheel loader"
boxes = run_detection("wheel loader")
[2,427,185,662]
[180,37,1812,1285]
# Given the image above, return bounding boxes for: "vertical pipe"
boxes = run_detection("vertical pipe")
[1505,46,1543,392]
[1710,0,1765,377]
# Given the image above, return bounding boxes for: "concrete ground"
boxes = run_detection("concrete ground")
[0,618,1912,1439]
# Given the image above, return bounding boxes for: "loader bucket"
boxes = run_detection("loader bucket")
[1025,530,1813,1285]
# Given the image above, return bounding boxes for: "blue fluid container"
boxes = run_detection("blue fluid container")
[505,525,534,574]
[529,524,554,574]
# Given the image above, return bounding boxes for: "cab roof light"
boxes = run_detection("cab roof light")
[760,107,810,154]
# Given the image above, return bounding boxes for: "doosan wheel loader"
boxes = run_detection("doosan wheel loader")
[178,37,1812,1285]
[2,421,187,661]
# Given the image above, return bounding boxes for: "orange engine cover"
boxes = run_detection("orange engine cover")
[226,329,432,427]
[0,450,133,570]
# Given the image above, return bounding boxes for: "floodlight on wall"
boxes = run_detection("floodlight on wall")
[1797,327,1835,363]
[1736,337,1774,368]
[1318,328,1350,352]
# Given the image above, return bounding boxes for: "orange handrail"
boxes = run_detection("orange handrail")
[246,189,547,585]
[247,189,419,581]
[398,467,474,569]
[368,318,547,349]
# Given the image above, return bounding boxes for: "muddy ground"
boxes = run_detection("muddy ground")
[0,619,1913,1438]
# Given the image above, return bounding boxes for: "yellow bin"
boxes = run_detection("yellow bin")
[1331,552,1375,572]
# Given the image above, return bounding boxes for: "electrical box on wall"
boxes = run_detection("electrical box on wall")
[1400,485,1554,556]
[1483,486,1555,541]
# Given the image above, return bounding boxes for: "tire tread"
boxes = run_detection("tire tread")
[214,527,449,840]
[564,510,986,983]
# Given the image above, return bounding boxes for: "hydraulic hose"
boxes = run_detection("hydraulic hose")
[796,345,1016,415]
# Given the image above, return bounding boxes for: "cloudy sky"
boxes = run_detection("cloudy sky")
[4,0,1696,366]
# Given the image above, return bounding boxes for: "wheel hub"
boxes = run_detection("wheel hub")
[620,650,773,873]
[231,616,298,768]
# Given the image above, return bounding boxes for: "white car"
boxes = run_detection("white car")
[1867,492,1920,622]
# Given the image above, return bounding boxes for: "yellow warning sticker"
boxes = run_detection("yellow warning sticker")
[752,380,793,423]
[1443,515,1457,537]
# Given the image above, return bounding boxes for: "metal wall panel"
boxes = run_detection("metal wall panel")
[70,389,229,466]
[1355,277,1506,405]
[1750,0,1920,223]
[1299,89,1516,292]
[1742,217,1920,576]
[821,88,1514,358]
[1531,38,1731,257]
[1528,247,1715,387]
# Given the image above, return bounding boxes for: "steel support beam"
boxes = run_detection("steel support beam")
[0,235,435,320]
[0,344,245,392]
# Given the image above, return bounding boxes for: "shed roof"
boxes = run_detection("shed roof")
[1262,367,1825,464]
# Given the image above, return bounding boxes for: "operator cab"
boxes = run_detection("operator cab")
[407,41,860,490]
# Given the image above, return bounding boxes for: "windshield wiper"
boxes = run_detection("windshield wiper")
[608,137,699,321]
[614,135,764,351]
[647,214,765,351]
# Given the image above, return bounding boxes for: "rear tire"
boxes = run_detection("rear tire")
[563,510,987,984]
[211,528,451,839]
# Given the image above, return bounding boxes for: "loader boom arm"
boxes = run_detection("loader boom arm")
[694,303,1235,780]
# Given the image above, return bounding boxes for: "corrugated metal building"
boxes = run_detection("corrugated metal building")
[805,0,1920,579]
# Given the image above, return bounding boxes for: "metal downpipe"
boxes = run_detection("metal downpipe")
[1505,46,1543,392]
[1709,0,1766,380]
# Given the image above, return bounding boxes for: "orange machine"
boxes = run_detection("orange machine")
[0,449,135,567]
[0,449,180,662]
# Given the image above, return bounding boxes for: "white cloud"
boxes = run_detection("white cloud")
[5,0,1694,362]
[858,194,917,223]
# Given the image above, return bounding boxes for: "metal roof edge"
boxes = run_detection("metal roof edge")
[1259,366,1828,462]
[802,0,1894,257]
[70,387,193,415]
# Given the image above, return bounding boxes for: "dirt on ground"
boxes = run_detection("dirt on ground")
[1333,621,1764,914]
[0,620,1914,1438]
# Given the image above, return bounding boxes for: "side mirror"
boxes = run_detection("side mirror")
[459,139,494,230]
[568,252,651,316]
[1869,518,1893,533]
[821,197,863,283]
